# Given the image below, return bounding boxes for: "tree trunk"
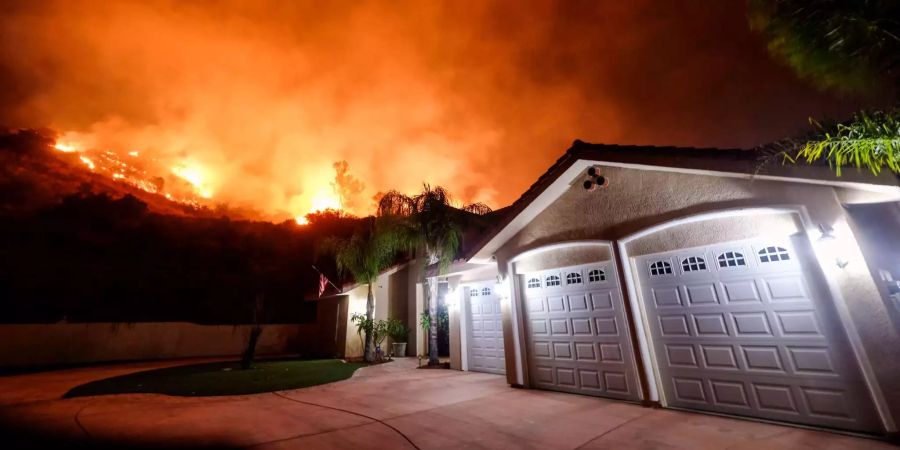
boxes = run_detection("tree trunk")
[427,277,440,365]
[364,283,376,363]
[241,325,263,370]
[241,294,265,370]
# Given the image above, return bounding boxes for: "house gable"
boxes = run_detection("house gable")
[469,141,900,264]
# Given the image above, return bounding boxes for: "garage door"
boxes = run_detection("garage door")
[636,238,881,432]
[522,262,641,401]
[465,282,506,374]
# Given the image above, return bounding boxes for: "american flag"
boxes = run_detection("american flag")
[318,273,329,298]
[312,265,337,298]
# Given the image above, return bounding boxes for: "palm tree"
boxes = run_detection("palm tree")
[320,217,402,362]
[749,0,900,95]
[377,184,490,365]
[749,1,900,176]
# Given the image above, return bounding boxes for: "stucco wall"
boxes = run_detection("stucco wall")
[496,166,863,262]
[492,165,900,429]
[340,264,423,359]
[0,322,317,368]
[513,245,612,273]
[846,202,900,330]
[626,213,802,256]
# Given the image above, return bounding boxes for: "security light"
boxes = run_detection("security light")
[817,224,849,269]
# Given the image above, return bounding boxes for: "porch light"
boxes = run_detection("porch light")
[495,275,511,304]
[817,224,850,269]
[447,287,460,311]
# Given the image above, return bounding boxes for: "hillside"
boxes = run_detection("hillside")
[0,129,357,324]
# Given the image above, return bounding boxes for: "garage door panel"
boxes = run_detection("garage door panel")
[721,279,763,303]
[595,317,619,335]
[575,342,598,361]
[638,238,880,432]
[589,290,615,310]
[652,286,683,307]
[685,283,719,305]
[666,369,868,416]
[522,261,641,401]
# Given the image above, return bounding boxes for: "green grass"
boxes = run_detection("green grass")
[64,359,365,398]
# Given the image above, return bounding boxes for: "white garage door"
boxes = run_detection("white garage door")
[636,238,881,432]
[465,282,506,374]
[522,262,641,401]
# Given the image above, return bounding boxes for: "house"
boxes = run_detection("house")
[329,140,900,437]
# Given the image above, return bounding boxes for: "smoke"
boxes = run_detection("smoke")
[0,0,869,219]
[330,161,365,213]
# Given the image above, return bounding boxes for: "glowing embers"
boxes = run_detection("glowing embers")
[79,156,96,170]
[171,162,213,199]
[51,138,201,204]
[54,142,79,153]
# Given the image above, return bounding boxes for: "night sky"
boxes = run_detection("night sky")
[0,0,882,217]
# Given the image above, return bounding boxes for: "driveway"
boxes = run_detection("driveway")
[0,357,892,449]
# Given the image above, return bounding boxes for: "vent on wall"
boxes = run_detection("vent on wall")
[582,166,609,191]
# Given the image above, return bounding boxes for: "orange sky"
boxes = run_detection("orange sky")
[0,1,875,220]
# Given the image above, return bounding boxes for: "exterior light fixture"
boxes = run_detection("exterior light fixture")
[817,224,849,269]
[495,275,511,304]
[447,287,460,311]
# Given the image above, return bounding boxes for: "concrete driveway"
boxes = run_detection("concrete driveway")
[0,357,892,449]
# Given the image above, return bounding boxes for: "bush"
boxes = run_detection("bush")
[386,318,409,343]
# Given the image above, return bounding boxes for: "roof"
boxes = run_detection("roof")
[465,140,900,263]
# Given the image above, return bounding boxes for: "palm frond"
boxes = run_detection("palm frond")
[377,190,415,217]
[791,109,900,175]
[318,217,406,286]
[462,202,493,215]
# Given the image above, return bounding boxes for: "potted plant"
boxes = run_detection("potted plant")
[386,318,410,358]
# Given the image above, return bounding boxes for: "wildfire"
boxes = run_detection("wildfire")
[171,163,213,199]
[79,156,95,170]
[310,190,342,212]
[54,142,79,153]
[293,190,342,226]
[50,136,350,223]
[50,137,209,206]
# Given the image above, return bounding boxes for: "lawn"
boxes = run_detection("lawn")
[64,359,366,398]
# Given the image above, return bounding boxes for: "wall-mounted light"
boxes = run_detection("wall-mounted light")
[495,275,511,304]
[447,287,460,311]
[817,224,849,269]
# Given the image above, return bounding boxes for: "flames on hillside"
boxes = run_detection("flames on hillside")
[50,134,346,223]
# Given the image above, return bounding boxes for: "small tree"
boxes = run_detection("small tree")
[240,294,265,370]
[321,217,402,362]
[350,313,392,361]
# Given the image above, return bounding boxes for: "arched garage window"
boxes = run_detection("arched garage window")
[545,275,561,287]
[681,256,707,272]
[565,272,583,285]
[649,261,672,276]
[481,287,491,296]
[470,288,479,297]
[588,269,606,282]
[718,251,746,268]
[527,277,541,289]
[758,246,790,263]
